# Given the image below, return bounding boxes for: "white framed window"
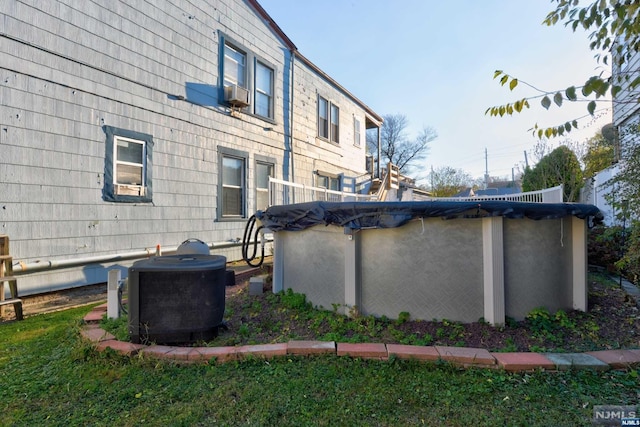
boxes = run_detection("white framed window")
[317,173,340,191]
[317,95,340,143]
[255,61,274,119]
[224,43,246,88]
[220,33,277,121]
[222,156,245,217]
[114,136,146,188]
[103,126,153,203]
[330,104,340,143]
[218,146,249,220]
[255,161,274,211]
[354,117,362,147]
[318,96,329,139]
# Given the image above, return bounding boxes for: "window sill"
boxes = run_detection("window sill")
[316,137,340,147]
[217,217,248,222]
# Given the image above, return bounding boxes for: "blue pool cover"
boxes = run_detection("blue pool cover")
[256,201,603,232]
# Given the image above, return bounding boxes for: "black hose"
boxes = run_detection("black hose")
[242,215,264,267]
[118,279,128,315]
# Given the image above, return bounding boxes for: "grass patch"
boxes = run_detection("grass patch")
[1,306,639,425]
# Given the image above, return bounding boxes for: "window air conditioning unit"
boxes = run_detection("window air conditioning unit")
[224,85,250,107]
[115,184,146,196]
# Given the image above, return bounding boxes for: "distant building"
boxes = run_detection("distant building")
[581,165,620,226]
[580,35,640,225]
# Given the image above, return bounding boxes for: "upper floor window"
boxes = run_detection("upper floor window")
[354,117,362,147]
[318,96,329,139]
[330,104,340,143]
[219,34,276,121]
[317,95,339,143]
[102,126,153,203]
[224,43,246,88]
[255,61,274,119]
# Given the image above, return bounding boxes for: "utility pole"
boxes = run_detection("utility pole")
[524,150,529,169]
[430,165,434,195]
[484,148,489,189]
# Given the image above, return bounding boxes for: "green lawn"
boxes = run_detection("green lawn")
[0,306,638,426]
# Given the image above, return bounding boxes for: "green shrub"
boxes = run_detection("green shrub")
[100,312,129,341]
[280,288,310,310]
[617,220,640,284]
[526,307,554,334]
[396,311,410,325]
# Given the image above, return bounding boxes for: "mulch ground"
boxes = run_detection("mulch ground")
[218,276,640,352]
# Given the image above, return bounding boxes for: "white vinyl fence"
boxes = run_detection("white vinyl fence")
[268,178,564,207]
[425,185,564,203]
[268,177,376,207]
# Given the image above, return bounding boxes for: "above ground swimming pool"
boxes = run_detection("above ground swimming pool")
[257,200,602,325]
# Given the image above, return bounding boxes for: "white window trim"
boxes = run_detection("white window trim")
[113,135,147,193]
[218,146,248,220]
[255,159,275,211]
[103,126,153,203]
[330,104,340,143]
[222,156,245,218]
[254,60,274,119]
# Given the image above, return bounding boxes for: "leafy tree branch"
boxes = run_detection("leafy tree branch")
[487,0,640,138]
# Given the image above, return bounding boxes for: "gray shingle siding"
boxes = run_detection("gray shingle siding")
[1,0,379,294]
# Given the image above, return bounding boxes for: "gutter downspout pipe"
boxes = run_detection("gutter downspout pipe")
[290,50,295,188]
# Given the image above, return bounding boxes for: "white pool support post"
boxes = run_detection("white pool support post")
[344,228,360,315]
[572,216,588,311]
[482,216,505,326]
[272,232,284,294]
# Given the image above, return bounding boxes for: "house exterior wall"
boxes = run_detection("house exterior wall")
[580,164,621,226]
[0,0,378,294]
[612,40,640,127]
[291,58,368,189]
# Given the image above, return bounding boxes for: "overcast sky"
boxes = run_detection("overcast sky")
[258,0,612,182]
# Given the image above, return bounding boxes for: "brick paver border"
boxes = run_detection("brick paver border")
[82,304,640,372]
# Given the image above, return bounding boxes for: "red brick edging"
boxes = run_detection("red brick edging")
[82,303,640,372]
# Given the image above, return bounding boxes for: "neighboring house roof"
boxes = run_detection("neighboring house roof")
[247,0,383,127]
[475,187,521,196]
[453,188,475,197]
